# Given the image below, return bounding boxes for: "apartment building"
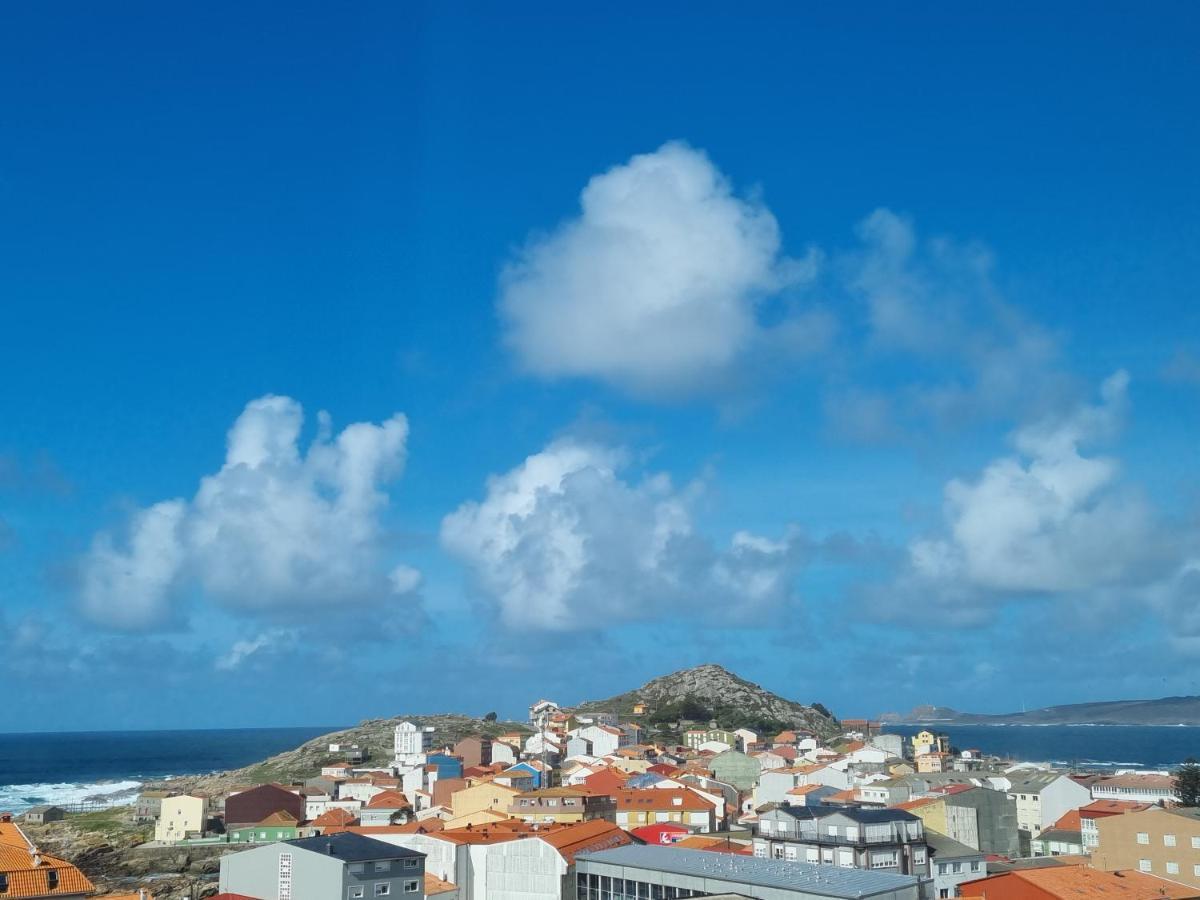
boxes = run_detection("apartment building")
[1092,773,1178,805]
[1094,807,1200,887]
[613,789,714,833]
[509,787,617,824]
[1079,800,1153,849]
[754,804,929,876]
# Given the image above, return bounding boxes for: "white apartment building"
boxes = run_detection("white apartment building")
[395,721,436,760]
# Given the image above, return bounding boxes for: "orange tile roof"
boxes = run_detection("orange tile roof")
[424,873,457,896]
[0,819,96,898]
[537,820,634,863]
[961,866,1198,898]
[1080,799,1154,818]
[365,790,409,809]
[1051,810,1082,832]
[613,789,711,812]
[312,808,359,828]
[673,836,754,855]
[258,810,299,826]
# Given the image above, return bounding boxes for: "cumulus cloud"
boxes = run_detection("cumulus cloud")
[440,439,807,630]
[875,371,1196,627]
[499,141,820,395]
[80,396,418,631]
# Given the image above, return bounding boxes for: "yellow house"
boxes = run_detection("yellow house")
[443,807,511,829]
[154,794,208,842]
[632,703,648,715]
[449,781,520,822]
[911,730,949,756]
[916,751,951,773]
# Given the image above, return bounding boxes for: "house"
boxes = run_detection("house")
[571,724,626,757]
[577,845,927,900]
[869,734,906,759]
[785,784,839,807]
[529,699,561,727]
[858,779,911,807]
[1031,810,1084,857]
[360,790,411,826]
[427,753,465,782]
[490,741,517,766]
[323,761,353,778]
[1094,806,1200,887]
[501,761,546,789]
[1092,773,1179,805]
[19,807,64,826]
[916,752,952,774]
[227,810,302,844]
[135,790,172,823]
[0,813,95,898]
[734,728,759,750]
[911,731,950,758]
[708,749,761,793]
[446,782,520,829]
[613,788,714,833]
[926,829,986,899]
[226,784,306,828]
[510,787,616,824]
[754,804,929,876]
[959,865,1200,899]
[632,703,649,715]
[683,729,737,750]
[312,807,361,834]
[1079,800,1153,849]
[1006,772,1092,837]
[452,736,492,769]
[219,832,425,900]
[154,793,209,842]
[894,785,1020,857]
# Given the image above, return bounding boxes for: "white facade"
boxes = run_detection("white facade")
[394,721,435,759]
[1009,775,1092,832]
[340,782,388,803]
[570,725,624,757]
[734,728,758,750]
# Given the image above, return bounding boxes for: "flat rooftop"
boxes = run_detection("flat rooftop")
[577,845,924,899]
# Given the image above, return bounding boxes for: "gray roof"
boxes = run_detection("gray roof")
[924,830,983,860]
[286,832,424,863]
[774,804,921,824]
[577,845,924,899]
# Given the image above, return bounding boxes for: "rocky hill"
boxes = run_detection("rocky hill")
[149,714,530,796]
[572,664,839,737]
[882,695,1200,726]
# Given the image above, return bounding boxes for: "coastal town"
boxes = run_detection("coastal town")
[4,673,1200,900]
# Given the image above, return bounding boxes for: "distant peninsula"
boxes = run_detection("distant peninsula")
[881,695,1200,726]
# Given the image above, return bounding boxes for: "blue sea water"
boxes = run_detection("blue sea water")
[0,726,340,814]
[885,724,1200,770]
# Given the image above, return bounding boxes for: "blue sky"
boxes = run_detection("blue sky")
[2,2,1199,730]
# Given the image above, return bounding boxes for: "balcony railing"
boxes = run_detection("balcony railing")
[761,832,922,847]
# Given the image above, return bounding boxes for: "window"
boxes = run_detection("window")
[375,862,390,872]
[1168,862,1180,875]
[952,862,962,873]
[760,821,772,834]
[1,874,10,893]
[1137,832,1150,844]
[1166,834,1177,847]
[404,882,419,893]
[403,858,419,868]
[826,825,839,837]
[351,863,366,874]
[940,891,950,899]
[350,888,365,900]
[47,872,58,890]
[938,864,948,875]
[871,851,898,869]
[914,848,926,865]
[374,885,391,897]
[970,861,980,872]
[1139,859,1152,873]
[1194,864,1200,877]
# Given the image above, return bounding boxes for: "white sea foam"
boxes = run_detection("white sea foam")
[0,779,143,814]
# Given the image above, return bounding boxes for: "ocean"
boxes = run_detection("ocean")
[0,726,340,814]
[885,724,1200,770]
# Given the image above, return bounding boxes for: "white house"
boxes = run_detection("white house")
[1090,772,1178,805]
[1007,772,1092,833]
[528,699,560,727]
[734,729,759,750]
[698,740,732,754]
[570,725,625,757]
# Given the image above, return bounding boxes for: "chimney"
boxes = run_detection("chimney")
[326,841,334,854]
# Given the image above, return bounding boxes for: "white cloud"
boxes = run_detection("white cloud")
[499,141,819,395]
[215,628,296,672]
[440,438,806,630]
[908,372,1167,596]
[80,396,418,631]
